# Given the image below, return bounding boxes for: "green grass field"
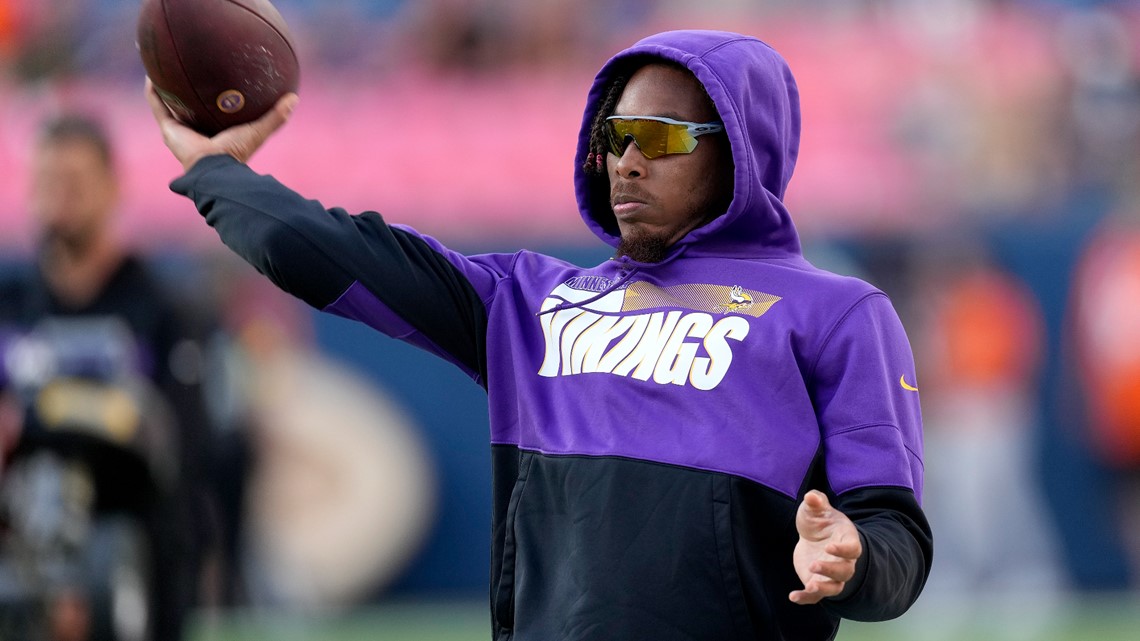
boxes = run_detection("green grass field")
[189,593,1140,641]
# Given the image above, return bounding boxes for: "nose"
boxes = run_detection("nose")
[611,138,647,179]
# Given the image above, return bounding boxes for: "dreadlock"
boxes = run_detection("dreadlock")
[582,73,629,176]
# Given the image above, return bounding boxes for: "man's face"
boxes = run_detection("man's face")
[30,139,118,251]
[608,63,733,262]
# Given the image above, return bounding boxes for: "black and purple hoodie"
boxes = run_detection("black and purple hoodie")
[172,29,931,641]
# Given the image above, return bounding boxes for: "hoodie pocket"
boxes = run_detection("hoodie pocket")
[712,475,756,640]
[492,450,535,633]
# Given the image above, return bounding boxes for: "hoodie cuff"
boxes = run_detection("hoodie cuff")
[830,529,869,603]
[169,154,242,197]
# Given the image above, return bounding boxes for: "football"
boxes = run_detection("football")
[137,0,300,136]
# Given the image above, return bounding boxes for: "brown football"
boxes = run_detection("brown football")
[137,0,300,136]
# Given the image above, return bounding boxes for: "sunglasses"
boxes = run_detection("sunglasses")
[604,115,725,159]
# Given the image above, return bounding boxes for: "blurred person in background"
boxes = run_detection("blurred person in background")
[147,29,931,640]
[0,113,231,640]
[910,241,1064,597]
[1070,197,1140,583]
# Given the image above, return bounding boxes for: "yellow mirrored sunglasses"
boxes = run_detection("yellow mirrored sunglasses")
[604,115,725,159]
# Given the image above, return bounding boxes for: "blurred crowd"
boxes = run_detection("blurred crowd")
[0,0,1139,637]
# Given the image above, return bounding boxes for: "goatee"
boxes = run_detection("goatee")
[616,230,671,263]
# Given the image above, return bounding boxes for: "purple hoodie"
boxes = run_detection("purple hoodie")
[171,29,931,641]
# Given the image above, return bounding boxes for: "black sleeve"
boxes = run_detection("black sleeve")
[823,486,933,622]
[171,155,366,309]
[169,154,489,380]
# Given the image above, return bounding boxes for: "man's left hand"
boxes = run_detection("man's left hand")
[789,489,862,605]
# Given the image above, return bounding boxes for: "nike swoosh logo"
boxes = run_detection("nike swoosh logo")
[899,375,919,392]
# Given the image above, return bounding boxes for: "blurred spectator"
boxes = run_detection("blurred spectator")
[1070,198,1140,580]
[912,241,1064,595]
[1073,214,1140,467]
[0,112,231,639]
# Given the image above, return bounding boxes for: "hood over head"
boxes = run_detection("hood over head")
[575,30,802,258]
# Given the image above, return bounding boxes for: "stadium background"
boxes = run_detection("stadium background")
[2,0,1140,639]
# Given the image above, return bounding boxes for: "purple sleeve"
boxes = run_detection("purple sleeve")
[809,293,932,621]
[810,293,925,500]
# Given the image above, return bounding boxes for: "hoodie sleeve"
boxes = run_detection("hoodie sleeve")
[170,154,508,383]
[809,292,933,620]
[822,486,932,621]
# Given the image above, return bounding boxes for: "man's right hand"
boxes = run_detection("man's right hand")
[145,77,298,173]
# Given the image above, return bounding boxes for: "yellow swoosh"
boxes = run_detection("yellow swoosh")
[899,375,919,392]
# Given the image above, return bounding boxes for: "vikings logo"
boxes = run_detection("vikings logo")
[718,285,754,314]
[538,280,780,389]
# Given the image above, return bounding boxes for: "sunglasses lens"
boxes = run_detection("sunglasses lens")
[604,121,629,157]
[605,119,698,159]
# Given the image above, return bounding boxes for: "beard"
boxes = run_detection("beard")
[615,227,672,263]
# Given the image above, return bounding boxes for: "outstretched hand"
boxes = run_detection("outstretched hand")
[145,77,298,173]
[789,490,862,605]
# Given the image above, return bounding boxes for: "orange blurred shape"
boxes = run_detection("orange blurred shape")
[937,269,1042,387]
[0,1,13,49]
[1074,224,1140,466]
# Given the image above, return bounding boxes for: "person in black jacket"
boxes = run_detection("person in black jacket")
[0,114,231,641]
